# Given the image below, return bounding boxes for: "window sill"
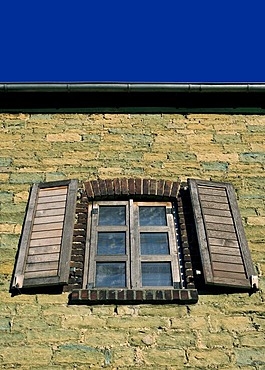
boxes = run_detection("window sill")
[70,288,198,304]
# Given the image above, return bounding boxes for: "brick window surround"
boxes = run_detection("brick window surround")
[70,178,198,304]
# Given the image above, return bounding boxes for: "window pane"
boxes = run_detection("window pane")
[97,232,126,255]
[98,206,126,226]
[139,206,167,226]
[140,233,169,255]
[96,262,126,287]
[142,262,172,286]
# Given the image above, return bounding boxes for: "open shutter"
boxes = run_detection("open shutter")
[12,179,78,289]
[188,179,257,290]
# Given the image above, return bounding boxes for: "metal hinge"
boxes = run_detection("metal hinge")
[14,274,24,289]
[91,209,98,215]
[250,275,259,290]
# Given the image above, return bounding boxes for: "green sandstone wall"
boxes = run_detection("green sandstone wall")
[0,113,264,369]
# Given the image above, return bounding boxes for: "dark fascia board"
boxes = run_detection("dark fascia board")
[1,83,265,113]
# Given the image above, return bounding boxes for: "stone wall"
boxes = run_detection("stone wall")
[0,113,264,369]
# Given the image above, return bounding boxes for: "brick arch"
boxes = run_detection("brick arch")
[84,178,180,200]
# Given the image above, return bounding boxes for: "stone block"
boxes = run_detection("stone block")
[46,133,81,142]
[156,332,196,348]
[188,349,230,367]
[62,315,106,329]
[235,348,265,366]
[138,305,187,318]
[1,346,52,365]
[53,345,105,366]
[27,328,79,344]
[144,348,185,367]
[84,329,126,347]
[107,316,170,329]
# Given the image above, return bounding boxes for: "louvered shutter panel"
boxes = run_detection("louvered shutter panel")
[12,179,78,289]
[188,179,257,290]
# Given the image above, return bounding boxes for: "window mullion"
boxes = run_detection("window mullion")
[130,199,140,289]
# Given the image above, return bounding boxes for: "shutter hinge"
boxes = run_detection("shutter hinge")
[14,274,24,289]
[91,209,98,215]
[250,275,259,290]
[166,208,173,214]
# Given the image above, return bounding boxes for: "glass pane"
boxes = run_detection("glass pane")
[139,206,167,226]
[140,233,169,255]
[96,262,126,287]
[97,232,126,255]
[142,262,172,286]
[98,206,126,226]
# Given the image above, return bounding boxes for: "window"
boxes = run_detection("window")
[85,200,181,290]
[12,178,258,304]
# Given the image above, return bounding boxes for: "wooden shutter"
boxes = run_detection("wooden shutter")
[188,179,257,290]
[12,179,78,289]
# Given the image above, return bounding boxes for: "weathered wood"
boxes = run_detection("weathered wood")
[204,215,234,225]
[206,223,235,233]
[212,262,245,273]
[58,179,78,284]
[25,261,59,272]
[27,253,60,264]
[208,238,239,248]
[36,201,67,211]
[35,208,65,217]
[28,245,61,255]
[209,245,241,256]
[32,223,63,232]
[214,270,246,280]
[211,254,243,264]
[30,237,62,247]
[202,208,232,217]
[31,229,63,239]
[38,187,67,197]
[12,184,39,288]
[12,179,78,289]
[24,270,58,279]
[33,215,65,224]
[188,178,256,289]
[214,271,246,288]
[199,201,230,210]
[197,186,227,196]
[207,229,238,240]
[37,194,67,204]
[199,194,228,204]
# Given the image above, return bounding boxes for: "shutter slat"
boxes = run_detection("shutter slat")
[25,261,59,272]
[35,208,65,217]
[188,179,257,290]
[32,223,63,232]
[36,202,67,210]
[12,179,78,289]
[28,245,61,255]
[37,194,67,204]
[30,237,62,247]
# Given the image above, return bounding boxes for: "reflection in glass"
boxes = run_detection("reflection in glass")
[97,232,126,255]
[140,233,169,255]
[139,206,167,226]
[96,262,126,287]
[99,206,126,226]
[142,262,172,286]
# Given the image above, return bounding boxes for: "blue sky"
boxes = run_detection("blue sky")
[0,1,264,83]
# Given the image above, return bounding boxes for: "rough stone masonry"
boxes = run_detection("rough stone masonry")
[0,113,264,369]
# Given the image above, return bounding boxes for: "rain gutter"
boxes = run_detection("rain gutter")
[1,82,265,93]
